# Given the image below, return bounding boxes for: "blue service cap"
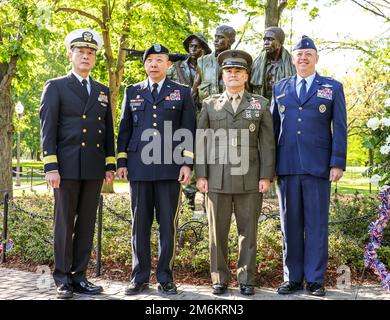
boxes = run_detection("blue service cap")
[293,35,317,51]
[143,43,169,63]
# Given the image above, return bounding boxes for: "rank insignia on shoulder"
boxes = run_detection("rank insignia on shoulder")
[98,92,109,104]
[317,88,333,100]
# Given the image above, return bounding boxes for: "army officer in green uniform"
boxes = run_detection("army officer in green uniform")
[195,50,275,295]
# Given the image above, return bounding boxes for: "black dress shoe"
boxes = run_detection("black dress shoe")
[307,282,326,297]
[212,283,228,295]
[158,282,178,295]
[277,281,304,294]
[57,283,73,299]
[125,282,149,295]
[73,280,103,295]
[240,284,255,296]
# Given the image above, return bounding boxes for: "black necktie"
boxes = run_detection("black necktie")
[299,79,307,104]
[151,83,159,102]
[81,79,89,103]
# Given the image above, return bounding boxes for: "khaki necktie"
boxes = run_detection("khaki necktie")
[231,93,240,113]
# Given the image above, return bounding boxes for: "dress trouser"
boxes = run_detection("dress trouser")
[53,179,103,286]
[206,192,262,285]
[130,180,181,284]
[277,174,331,284]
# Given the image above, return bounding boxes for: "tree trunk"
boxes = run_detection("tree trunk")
[265,0,288,28]
[0,57,18,199]
[100,4,130,194]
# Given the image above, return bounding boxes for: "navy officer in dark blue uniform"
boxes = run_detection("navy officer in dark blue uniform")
[117,44,196,295]
[40,29,116,299]
[271,36,347,296]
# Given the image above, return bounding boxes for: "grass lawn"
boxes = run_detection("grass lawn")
[12,160,44,169]
[10,161,377,196]
[333,166,376,195]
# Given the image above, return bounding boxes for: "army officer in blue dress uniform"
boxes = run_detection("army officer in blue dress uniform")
[271,36,347,296]
[40,29,116,299]
[117,44,196,295]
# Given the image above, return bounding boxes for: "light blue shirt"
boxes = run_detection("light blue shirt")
[72,71,91,94]
[296,72,316,97]
[148,77,166,94]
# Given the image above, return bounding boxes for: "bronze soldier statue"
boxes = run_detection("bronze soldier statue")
[167,33,211,88]
[250,26,296,100]
[167,34,211,212]
[192,25,236,104]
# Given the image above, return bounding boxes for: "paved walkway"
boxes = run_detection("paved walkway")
[0,267,388,300]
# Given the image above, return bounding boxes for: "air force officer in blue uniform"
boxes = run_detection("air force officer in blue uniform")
[117,44,196,295]
[271,36,347,296]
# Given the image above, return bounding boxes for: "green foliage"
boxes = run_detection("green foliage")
[257,218,282,272]
[329,193,390,270]
[3,193,54,263]
[363,98,390,185]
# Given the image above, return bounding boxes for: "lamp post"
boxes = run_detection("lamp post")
[15,101,24,187]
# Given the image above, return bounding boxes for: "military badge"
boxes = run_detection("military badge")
[133,114,138,123]
[319,104,327,113]
[317,88,333,100]
[322,84,333,88]
[154,43,162,52]
[169,90,181,101]
[98,92,109,104]
[249,123,256,132]
[276,93,286,100]
[82,31,93,42]
[255,111,260,118]
[244,110,252,119]
[279,105,286,113]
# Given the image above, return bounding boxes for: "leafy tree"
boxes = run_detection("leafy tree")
[0,0,51,197]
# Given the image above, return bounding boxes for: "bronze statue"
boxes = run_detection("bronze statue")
[192,25,236,104]
[167,34,211,213]
[167,33,211,87]
[250,26,296,100]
